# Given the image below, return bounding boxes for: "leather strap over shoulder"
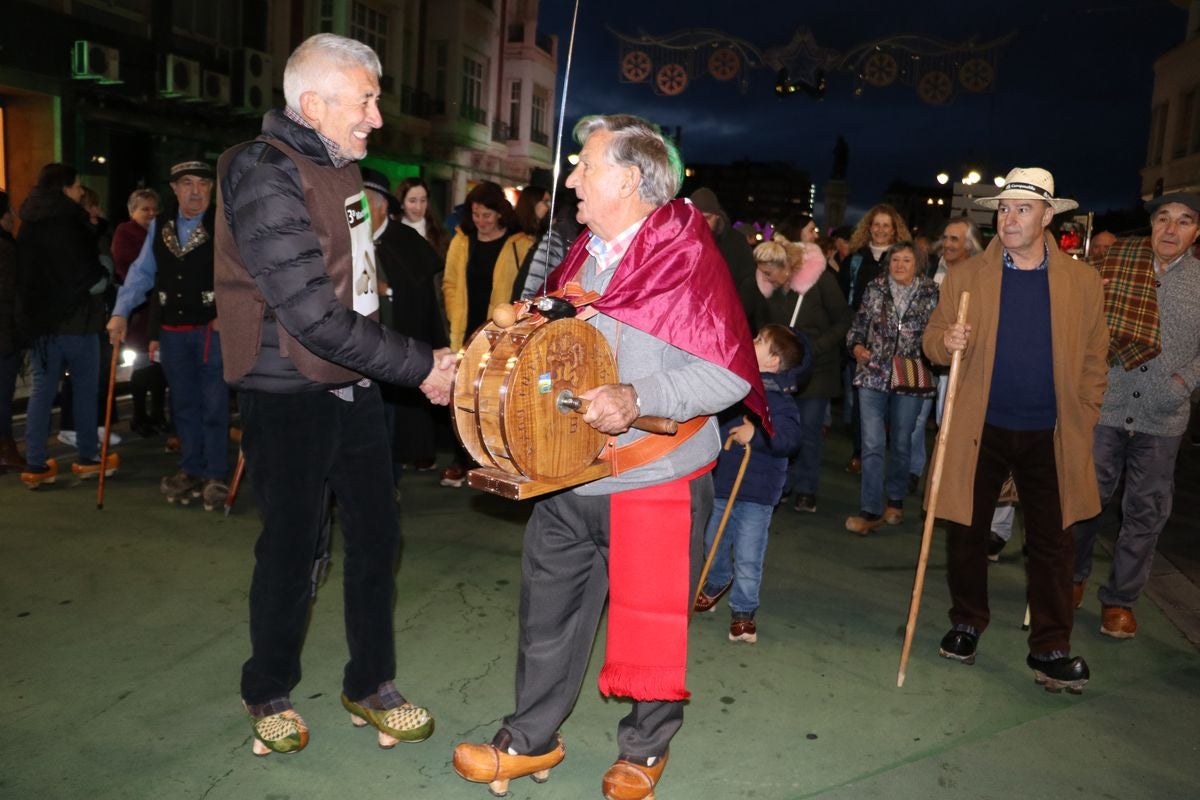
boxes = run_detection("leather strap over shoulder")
[599,416,708,476]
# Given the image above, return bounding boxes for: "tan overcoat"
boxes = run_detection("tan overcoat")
[922,233,1109,528]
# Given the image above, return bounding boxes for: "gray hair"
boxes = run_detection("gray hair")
[283,34,382,111]
[126,188,159,213]
[573,114,683,207]
[941,217,984,257]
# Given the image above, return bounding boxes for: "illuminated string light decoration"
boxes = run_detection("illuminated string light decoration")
[612,26,1014,105]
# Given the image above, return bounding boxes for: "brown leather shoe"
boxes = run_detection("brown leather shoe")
[693,580,732,613]
[883,507,903,525]
[845,515,884,536]
[453,732,565,796]
[1072,581,1085,609]
[1100,605,1137,639]
[845,456,862,475]
[602,751,669,800]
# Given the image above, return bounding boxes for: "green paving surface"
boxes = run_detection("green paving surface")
[2,429,1198,800]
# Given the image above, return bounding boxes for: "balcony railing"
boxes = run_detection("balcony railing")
[399,85,433,119]
[491,119,509,142]
[461,104,487,125]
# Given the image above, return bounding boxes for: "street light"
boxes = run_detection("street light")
[993,175,1006,187]
[965,170,982,185]
[936,172,950,185]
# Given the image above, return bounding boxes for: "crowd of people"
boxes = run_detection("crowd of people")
[1,30,1198,800]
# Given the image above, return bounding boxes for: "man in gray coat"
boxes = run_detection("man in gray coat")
[1073,192,1200,638]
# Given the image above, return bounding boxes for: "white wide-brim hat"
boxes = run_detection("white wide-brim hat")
[975,167,1078,213]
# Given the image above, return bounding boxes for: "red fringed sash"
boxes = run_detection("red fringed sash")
[599,464,712,701]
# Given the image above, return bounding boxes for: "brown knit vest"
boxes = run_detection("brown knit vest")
[214,137,371,385]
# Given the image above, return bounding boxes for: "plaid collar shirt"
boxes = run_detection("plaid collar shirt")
[1002,242,1049,271]
[585,216,648,274]
[283,105,353,168]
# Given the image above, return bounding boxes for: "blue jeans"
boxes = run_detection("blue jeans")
[702,497,774,614]
[1072,424,1182,607]
[909,397,933,477]
[788,397,828,496]
[159,326,229,479]
[25,335,99,468]
[858,388,925,516]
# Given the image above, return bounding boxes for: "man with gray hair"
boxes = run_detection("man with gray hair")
[453,114,766,800]
[214,33,453,757]
[1073,192,1200,638]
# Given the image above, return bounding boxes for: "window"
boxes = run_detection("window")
[433,42,447,113]
[508,81,521,139]
[1147,102,1168,167]
[1174,89,1195,160]
[77,0,150,17]
[351,1,389,71]
[531,85,548,145]
[172,0,237,42]
[461,55,486,124]
[317,0,335,33]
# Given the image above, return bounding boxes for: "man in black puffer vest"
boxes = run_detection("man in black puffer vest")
[214,33,454,757]
[108,161,229,509]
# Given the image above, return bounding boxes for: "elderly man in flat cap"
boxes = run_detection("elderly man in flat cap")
[923,167,1108,693]
[108,159,230,509]
[1073,191,1200,639]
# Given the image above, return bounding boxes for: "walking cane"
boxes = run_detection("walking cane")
[897,291,970,687]
[224,448,246,516]
[96,343,121,510]
[691,433,752,621]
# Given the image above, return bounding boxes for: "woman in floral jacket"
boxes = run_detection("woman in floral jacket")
[844,241,939,534]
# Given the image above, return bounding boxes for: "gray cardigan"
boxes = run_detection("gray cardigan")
[1098,251,1200,437]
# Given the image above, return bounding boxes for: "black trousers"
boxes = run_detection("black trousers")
[946,424,1075,655]
[238,383,401,704]
[501,472,712,760]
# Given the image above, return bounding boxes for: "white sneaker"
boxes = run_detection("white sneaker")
[58,428,121,447]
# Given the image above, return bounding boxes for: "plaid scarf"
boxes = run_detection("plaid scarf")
[1097,236,1161,370]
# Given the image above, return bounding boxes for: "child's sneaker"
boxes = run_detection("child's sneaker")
[729,613,757,644]
[20,458,59,490]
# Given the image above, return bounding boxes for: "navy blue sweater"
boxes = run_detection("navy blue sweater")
[986,267,1057,430]
[712,373,803,505]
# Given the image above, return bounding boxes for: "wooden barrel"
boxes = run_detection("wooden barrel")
[452,316,617,484]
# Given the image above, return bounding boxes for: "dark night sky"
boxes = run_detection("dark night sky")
[537,0,1187,220]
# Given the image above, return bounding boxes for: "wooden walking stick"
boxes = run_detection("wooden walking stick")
[690,432,752,621]
[96,343,121,510]
[224,448,246,516]
[897,291,970,687]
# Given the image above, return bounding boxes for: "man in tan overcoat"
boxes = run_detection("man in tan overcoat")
[923,167,1108,693]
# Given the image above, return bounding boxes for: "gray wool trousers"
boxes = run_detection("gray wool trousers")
[499,472,712,759]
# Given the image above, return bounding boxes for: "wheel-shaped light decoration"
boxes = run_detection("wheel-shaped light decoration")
[957,57,994,92]
[917,70,953,105]
[656,63,689,96]
[708,47,740,81]
[862,52,898,87]
[621,50,652,83]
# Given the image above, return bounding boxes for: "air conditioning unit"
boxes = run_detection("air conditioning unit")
[202,71,231,106]
[161,54,201,100]
[72,40,121,84]
[232,48,273,115]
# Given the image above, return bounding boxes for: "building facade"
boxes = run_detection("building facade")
[1142,0,1200,197]
[0,0,556,225]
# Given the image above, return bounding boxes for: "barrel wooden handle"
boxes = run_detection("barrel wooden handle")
[557,391,679,435]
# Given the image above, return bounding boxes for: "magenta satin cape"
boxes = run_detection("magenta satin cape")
[547,198,770,433]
